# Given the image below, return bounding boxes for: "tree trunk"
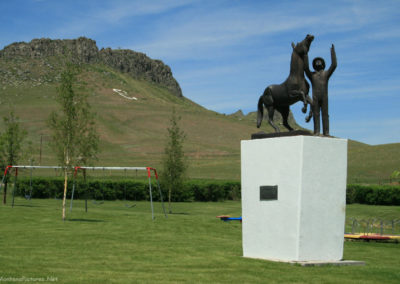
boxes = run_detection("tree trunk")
[62,168,68,221]
[2,179,8,205]
[168,188,172,214]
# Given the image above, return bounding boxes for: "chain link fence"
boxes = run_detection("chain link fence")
[346,218,400,235]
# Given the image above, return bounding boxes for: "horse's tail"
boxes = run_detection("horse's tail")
[257,95,264,128]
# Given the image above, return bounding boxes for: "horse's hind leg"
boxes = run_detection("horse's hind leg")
[289,90,307,113]
[305,95,313,122]
[277,106,294,131]
[267,106,280,132]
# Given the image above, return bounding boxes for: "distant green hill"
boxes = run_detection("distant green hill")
[347,140,400,184]
[0,37,398,183]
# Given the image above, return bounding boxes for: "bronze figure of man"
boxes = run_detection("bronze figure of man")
[304,44,337,136]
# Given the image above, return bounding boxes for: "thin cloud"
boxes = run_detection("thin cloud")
[334,85,400,100]
[94,0,193,24]
[51,0,195,39]
[333,118,400,145]
[131,1,397,60]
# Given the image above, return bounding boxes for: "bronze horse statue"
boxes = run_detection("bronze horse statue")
[257,34,314,132]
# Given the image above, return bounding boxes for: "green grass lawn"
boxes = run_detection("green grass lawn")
[0,199,399,283]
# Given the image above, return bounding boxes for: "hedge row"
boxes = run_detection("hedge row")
[10,178,400,205]
[346,184,400,205]
[13,178,241,202]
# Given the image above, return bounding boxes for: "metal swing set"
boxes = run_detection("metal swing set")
[0,165,167,220]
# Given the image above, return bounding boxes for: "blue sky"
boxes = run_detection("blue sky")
[1,0,399,145]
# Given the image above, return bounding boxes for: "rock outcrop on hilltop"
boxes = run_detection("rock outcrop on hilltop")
[0,37,182,97]
[228,109,297,126]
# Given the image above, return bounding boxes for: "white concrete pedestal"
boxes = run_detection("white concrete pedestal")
[241,136,348,262]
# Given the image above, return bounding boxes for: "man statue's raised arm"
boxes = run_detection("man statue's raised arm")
[327,44,337,78]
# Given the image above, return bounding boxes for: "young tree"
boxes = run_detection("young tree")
[0,111,27,204]
[161,108,187,213]
[48,64,99,221]
[391,170,400,182]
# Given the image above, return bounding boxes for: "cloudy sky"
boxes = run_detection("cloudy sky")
[1,0,399,145]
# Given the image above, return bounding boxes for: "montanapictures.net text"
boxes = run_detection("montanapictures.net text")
[0,276,58,282]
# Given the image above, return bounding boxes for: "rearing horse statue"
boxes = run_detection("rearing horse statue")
[257,34,314,132]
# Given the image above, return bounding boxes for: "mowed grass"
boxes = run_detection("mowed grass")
[1,199,399,283]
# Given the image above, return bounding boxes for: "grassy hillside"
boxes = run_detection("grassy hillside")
[347,140,400,184]
[0,62,269,180]
[0,56,399,183]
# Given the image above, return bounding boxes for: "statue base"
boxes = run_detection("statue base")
[241,135,348,262]
[251,130,312,139]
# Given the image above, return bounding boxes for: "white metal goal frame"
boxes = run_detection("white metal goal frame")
[0,165,167,220]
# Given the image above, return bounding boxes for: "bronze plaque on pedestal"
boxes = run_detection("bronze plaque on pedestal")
[260,185,278,201]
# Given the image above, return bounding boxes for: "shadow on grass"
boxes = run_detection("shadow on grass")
[67,218,105,223]
[123,204,136,208]
[12,204,41,207]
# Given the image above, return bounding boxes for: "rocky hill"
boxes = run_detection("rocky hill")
[0,37,182,97]
[228,109,298,129]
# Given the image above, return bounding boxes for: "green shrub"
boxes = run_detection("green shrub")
[14,178,399,205]
[186,180,240,202]
[347,184,400,205]
[14,177,241,202]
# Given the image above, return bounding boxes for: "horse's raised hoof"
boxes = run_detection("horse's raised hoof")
[301,106,307,113]
[305,115,312,123]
